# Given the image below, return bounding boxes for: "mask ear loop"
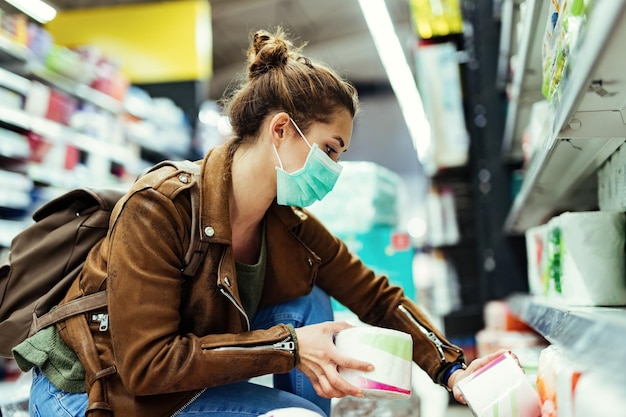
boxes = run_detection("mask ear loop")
[290,118,313,149]
[272,144,284,170]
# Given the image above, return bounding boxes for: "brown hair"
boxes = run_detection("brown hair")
[222,27,359,146]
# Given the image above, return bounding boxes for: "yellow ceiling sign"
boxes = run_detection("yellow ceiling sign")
[409,0,463,39]
[45,0,212,83]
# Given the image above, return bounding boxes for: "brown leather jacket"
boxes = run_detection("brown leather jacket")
[58,141,464,416]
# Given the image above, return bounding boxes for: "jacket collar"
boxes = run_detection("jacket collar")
[199,141,308,244]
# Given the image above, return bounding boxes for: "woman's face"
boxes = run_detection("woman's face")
[281,109,353,172]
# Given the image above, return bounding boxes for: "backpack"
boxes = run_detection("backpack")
[0,160,205,358]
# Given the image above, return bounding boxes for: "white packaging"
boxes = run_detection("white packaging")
[536,345,585,417]
[552,211,626,306]
[457,351,541,417]
[573,369,626,417]
[334,326,413,399]
[525,224,548,297]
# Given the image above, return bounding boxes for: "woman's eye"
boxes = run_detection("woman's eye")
[325,145,337,156]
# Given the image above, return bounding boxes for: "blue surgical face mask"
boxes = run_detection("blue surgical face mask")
[273,118,343,207]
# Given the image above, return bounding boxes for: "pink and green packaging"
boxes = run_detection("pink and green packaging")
[334,326,413,399]
[457,351,541,417]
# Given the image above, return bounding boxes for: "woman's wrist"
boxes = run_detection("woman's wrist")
[442,362,465,389]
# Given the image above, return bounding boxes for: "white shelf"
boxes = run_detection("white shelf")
[0,36,123,114]
[508,294,626,381]
[501,0,549,161]
[504,0,626,234]
[0,107,136,166]
[28,64,124,115]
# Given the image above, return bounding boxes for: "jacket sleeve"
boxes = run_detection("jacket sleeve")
[104,188,296,395]
[299,210,466,385]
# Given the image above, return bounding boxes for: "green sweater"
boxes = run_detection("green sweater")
[12,325,86,393]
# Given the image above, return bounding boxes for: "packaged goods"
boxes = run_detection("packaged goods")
[308,161,404,234]
[547,211,626,306]
[457,351,541,417]
[334,326,413,399]
[525,224,548,297]
[536,345,584,417]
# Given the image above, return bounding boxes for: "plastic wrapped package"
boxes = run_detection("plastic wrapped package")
[597,144,626,211]
[546,211,626,306]
[334,326,413,400]
[475,328,546,359]
[525,224,548,297]
[572,368,626,417]
[536,345,585,417]
[457,351,541,417]
[521,101,552,166]
[413,42,469,175]
[483,300,533,333]
[541,0,593,102]
[308,162,404,234]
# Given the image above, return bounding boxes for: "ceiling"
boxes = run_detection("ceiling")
[47,0,416,99]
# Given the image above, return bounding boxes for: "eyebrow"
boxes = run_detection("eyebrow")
[332,136,347,151]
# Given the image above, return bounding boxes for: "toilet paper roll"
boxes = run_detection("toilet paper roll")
[334,326,412,399]
[554,211,626,306]
[458,351,541,417]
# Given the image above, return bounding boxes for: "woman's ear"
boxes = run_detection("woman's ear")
[268,112,291,147]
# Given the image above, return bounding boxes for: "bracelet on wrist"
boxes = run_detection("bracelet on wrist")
[442,362,465,388]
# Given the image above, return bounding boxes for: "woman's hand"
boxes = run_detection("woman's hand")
[294,321,374,399]
[448,350,521,404]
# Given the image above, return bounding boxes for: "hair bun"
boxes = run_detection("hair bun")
[247,28,293,79]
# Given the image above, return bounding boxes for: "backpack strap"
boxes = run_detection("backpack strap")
[143,160,208,277]
[32,160,208,333]
[31,291,108,335]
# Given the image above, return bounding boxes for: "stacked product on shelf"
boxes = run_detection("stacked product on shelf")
[308,162,416,310]
[536,344,626,417]
[424,185,460,247]
[597,143,626,212]
[309,161,404,235]
[123,86,192,165]
[525,210,626,306]
[413,41,470,176]
[520,100,551,168]
[541,0,592,103]
[412,249,461,319]
[542,0,593,102]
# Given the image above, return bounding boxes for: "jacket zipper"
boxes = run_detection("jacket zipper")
[397,304,462,362]
[169,338,294,416]
[170,293,288,416]
[169,388,207,417]
[219,285,251,331]
[205,337,295,353]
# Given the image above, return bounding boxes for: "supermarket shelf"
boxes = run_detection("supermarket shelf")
[501,0,549,161]
[0,66,30,95]
[28,64,124,114]
[0,107,135,166]
[0,36,123,114]
[504,0,626,234]
[0,36,29,64]
[508,294,626,379]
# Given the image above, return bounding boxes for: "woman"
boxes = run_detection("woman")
[21,28,499,417]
